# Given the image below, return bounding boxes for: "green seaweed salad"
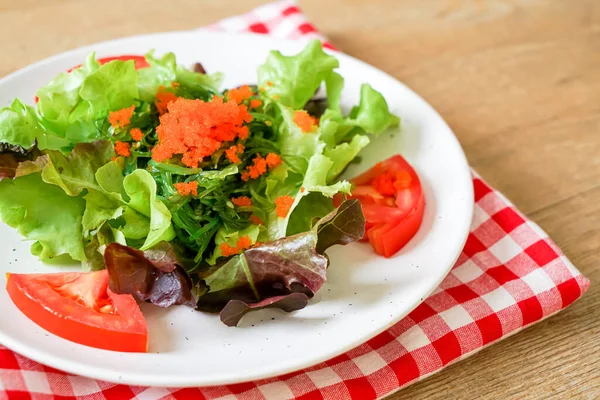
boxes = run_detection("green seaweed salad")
[0,40,399,326]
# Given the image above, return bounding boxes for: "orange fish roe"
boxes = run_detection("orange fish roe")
[372,171,412,196]
[249,214,263,225]
[272,95,281,100]
[231,196,252,207]
[171,81,180,88]
[220,236,253,257]
[275,196,295,218]
[265,153,282,169]
[108,105,135,129]
[241,154,268,182]
[227,85,254,104]
[114,141,131,157]
[266,81,274,87]
[300,187,306,193]
[174,181,198,197]
[155,87,179,115]
[151,97,253,168]
[236,236,252,251]
[249,99,262,109]
[219,243,238,257]
[293,110,317,133]
[130,128,143,141]
[225,144,245,164]
[237,125,250,140]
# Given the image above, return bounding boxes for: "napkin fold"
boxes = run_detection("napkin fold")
[0,1,589,399]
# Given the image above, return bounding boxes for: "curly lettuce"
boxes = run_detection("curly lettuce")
[252,40,399,241]
[0,173,86,261]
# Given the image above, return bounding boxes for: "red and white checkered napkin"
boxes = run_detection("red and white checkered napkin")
[0,1,590,399]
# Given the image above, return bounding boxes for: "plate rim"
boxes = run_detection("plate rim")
[0,29,474,387]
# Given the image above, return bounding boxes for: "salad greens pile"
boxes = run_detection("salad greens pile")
[0,40,399,324]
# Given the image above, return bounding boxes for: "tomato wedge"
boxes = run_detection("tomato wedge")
[34,55,149,103]
[6,270,147,352]
[349,155,425,257]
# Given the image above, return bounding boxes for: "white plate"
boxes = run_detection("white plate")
[0,31,473,387]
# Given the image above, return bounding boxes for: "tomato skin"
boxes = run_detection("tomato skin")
[6,270,147,352]
[350,155,425,257]
[366,191,425,257]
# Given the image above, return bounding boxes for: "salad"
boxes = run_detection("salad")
[0,40,424,352]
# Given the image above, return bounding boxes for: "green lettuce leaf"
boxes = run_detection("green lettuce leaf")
[264,153,352,239]
[277,106,325,174]
[76,60,139,119]
[206,224,263,265]
[0,173,86,261]
[122,170,175,250]
[82,190,124,233]
[318,109,357,148]
[37,54,138,138]
[301,154,352,197]
[350,83,399,135]
[323,134,370,182]
[13,141,122,238]
[0,99,69,151]
[16,141,115,196]
[314,83,399,150]
[258,40,338,109]
[36,54,100,132]
[118,207,151,240]
[83,222,126,271]
[138,51,222,102]
[0,99,45,149]
[80,163,175,251]
[325,71,344,112]
[286,192,335,236]
[264,104,355,239]
[95,160,125,194]
[81,161,124,232]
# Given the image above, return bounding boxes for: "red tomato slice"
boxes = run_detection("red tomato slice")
[366,192,425,257]
[34,55,149,103]
[6,270,147,352]
[350,155,425,257]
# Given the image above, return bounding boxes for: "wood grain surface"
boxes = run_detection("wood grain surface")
[0,0,598,398]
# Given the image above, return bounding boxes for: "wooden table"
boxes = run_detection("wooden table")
[0,0,598,398]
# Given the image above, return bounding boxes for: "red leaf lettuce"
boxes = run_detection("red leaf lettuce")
[199,199,364,326]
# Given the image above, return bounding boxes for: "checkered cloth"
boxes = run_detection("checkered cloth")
[0,1,590,399]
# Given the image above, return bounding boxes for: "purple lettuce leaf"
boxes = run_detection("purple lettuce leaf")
[0,153,20,180]
[316,198,366,253]
[0,143,39,181]
[220,293,310,327]
[104,242,195,308]
[141,241,180,272]
[197,199,364,325]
